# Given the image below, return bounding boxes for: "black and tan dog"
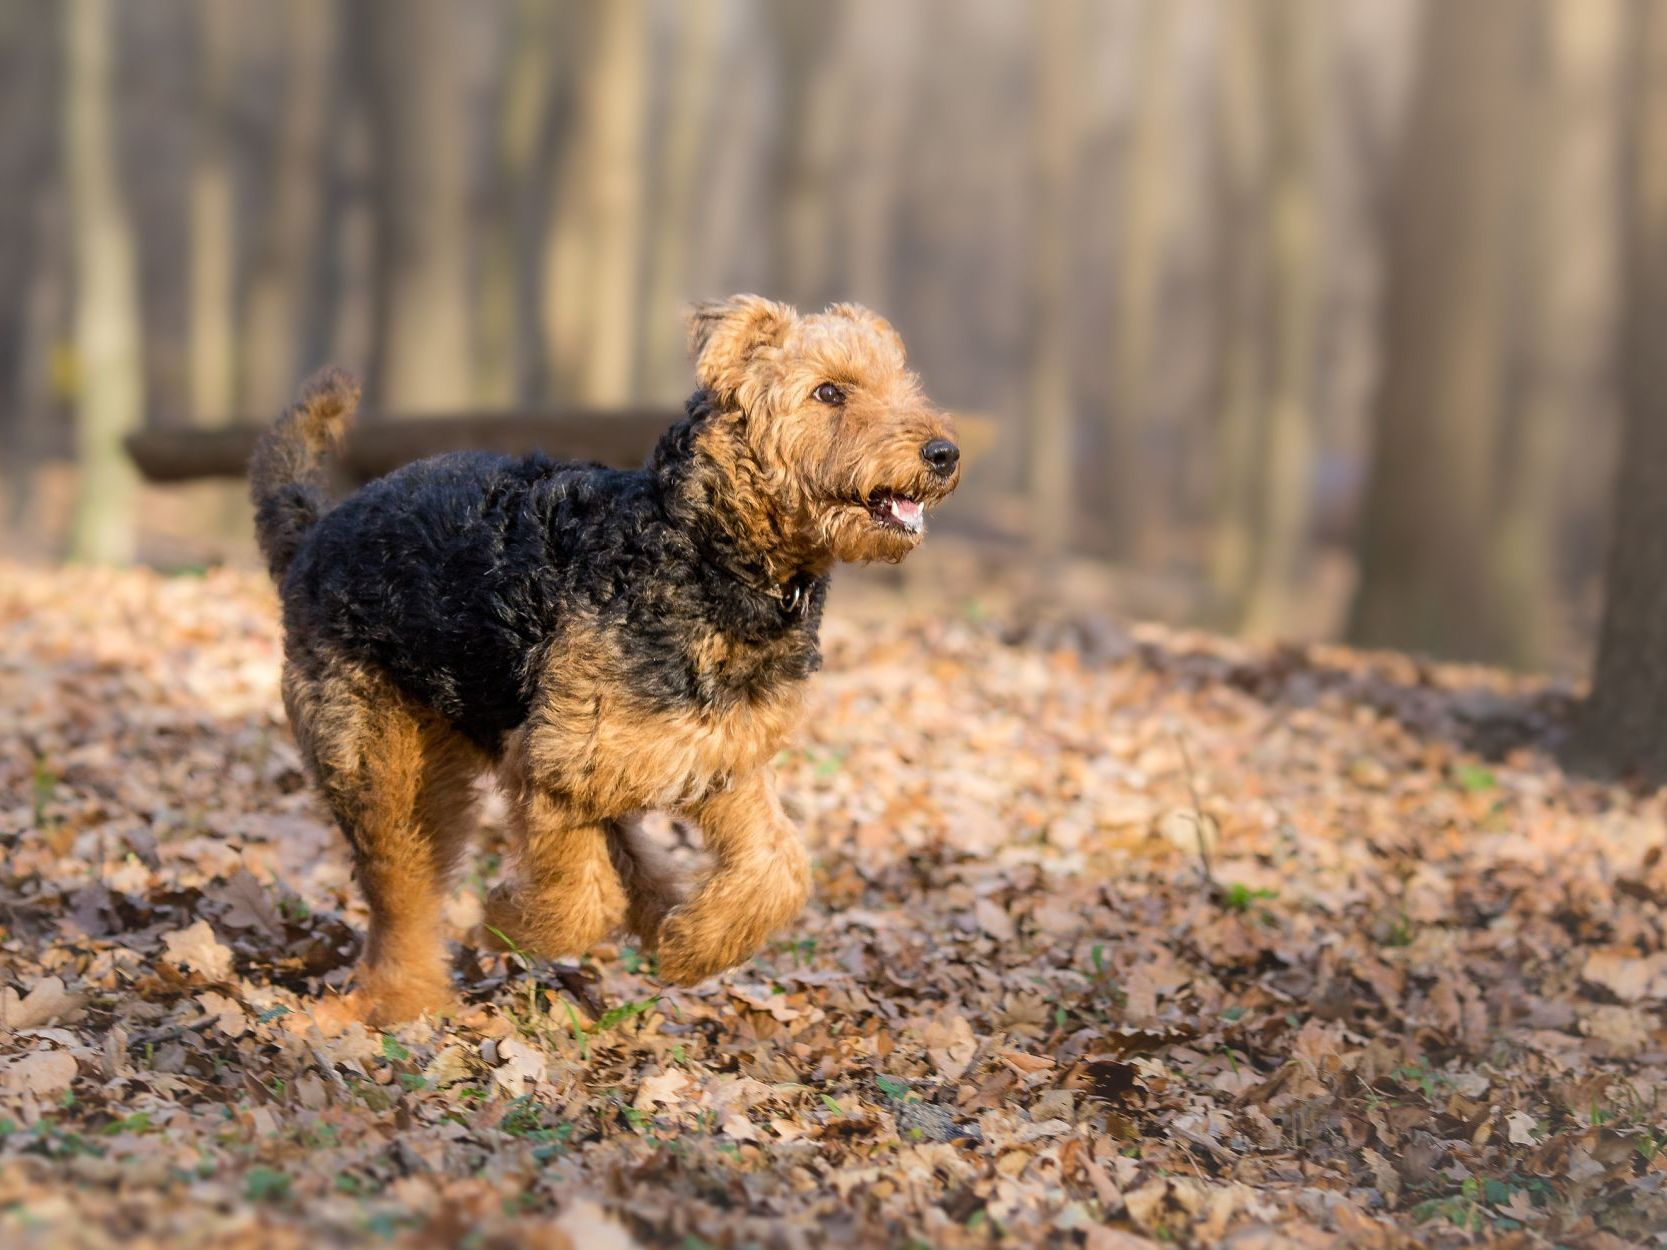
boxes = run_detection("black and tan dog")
[250,297,959,1024]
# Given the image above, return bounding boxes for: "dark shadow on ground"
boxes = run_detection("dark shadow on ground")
[998,610,1598,771]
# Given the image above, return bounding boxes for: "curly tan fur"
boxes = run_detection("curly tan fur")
[255,299,957,1023]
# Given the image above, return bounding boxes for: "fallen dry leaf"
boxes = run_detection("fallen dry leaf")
[1,564,1664,1247]
[0,978,87,1030]
[551,1199,641,1250]
[1001,1049,1056,1074]
[923,1013,979,1080]
[1084,1230,1163,1250]
[2,1049,78,1095]
[160,919,235,981]
[490,1036,548,1096]
[633,1067,689,1111]
[975,896,1016,941]
[1505,1110,1539,1147]
[1582,950,1667,1004]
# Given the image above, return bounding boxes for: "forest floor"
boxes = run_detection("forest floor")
[1,563,1665,1250]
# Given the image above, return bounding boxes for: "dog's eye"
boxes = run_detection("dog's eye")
[812,382,845,405]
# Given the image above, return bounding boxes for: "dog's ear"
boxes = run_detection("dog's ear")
[687,295,794,405]
[827,302,907,360]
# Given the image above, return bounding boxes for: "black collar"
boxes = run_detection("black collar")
[775,573,818,619]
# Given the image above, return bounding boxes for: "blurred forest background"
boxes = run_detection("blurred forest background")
[0,0,1657,676]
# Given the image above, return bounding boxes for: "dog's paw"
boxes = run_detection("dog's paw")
[305,984,457,1033]
[304,991,368,1037]
[653,910,751,986]
[480,881,628,961]
[479,886,542,957]
[473,916,521,955]
[355,966,460,1027]
[624,883,687,953]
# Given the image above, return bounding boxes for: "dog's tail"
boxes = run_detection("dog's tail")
[248,367,360,581]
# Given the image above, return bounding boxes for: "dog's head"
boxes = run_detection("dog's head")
[687,295,960,566]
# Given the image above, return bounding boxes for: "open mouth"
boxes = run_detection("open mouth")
[866,490,925,535]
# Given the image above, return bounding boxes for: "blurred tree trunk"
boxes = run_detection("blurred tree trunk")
[645,0,723,399]
[543,0,647,405]
[1347,2,1522,659]
[1027,0,1079,560]
[1571,0,1667,784]
[479,0,559,407]
[1239,0,1324,636]
[1207,0,1269,620]
[323,64,375,384]
[188,0,248,547]
[541,4,596,402]
[1106,0,1177,564]
[767,0,845,307]
[0,4,59,528]
[6,196,66,543]
[580,0,647,405]
[64,0,141,564]
[0,3,49,449]
[240,0,332,417]
[366,0,472,412]
[845,0,922,312]
[1493,0,1621,668]
[189,0,235,430]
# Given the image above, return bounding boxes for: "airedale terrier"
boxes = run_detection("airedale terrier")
[249,297,959,1024]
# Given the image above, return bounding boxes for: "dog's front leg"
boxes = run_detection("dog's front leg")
[655,769,812,985]
[483,787,630,961]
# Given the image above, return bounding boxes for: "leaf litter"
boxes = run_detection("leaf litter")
[1,565,1664,1248]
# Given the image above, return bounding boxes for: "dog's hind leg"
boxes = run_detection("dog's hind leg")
[655,770,811,985]
[284,653,483,1025]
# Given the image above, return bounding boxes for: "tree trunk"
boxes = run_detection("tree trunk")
[366,0,473,412]
[0,2,53,449]
[1347,2,1523,660]
[6,189,66,541]
[1239,0,1324,637]
[1026,0,1079,560]
[541,4,596,403]
[0,4,59,530]
[845,0,923,312]
[542,0,648,406]
[644,0,724,400]
[582,0,648,406]
[64,0,142,564]
[188,0,235,428]
[321,7,375,389]
[187,0,247,545]
[240,0,332,417]
[1571,0,1667,784]
[768,0,846,308]
[1105,0,1177,565]
[1492,0,1621,669]
[1207,0,1269,621]
[479,0,559,407]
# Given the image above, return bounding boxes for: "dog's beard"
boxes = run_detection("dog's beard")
[821,499,928,564]
[761,440,956,566]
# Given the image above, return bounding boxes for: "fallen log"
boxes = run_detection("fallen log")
[124,411,684,484]
[125,411,998,485]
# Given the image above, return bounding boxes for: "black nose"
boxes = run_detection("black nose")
[921,439,960,475]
